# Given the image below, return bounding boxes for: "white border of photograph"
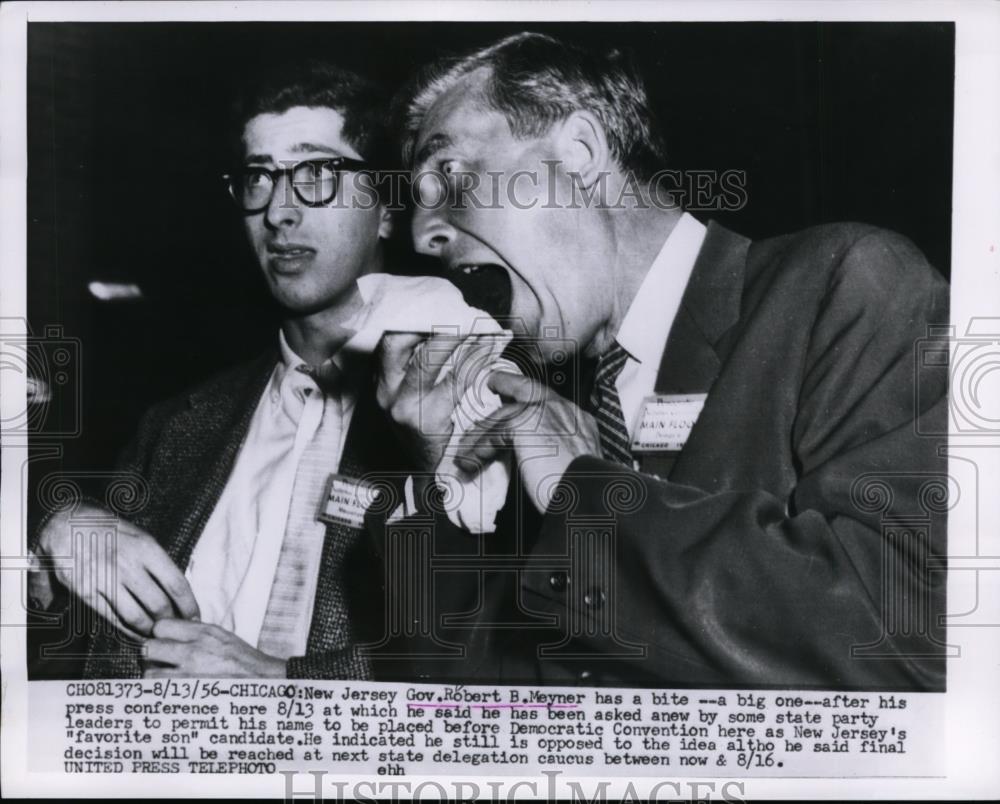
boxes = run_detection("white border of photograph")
[1,1,998,799]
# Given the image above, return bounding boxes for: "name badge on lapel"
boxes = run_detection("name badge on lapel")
[318,474,375,529]
[631,393,708,452]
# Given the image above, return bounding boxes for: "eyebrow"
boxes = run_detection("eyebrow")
[245,142,345,165]
[413,133,453,169]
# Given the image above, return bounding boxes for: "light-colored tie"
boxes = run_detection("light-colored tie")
[589,340,634,466]
[257,365,343,659]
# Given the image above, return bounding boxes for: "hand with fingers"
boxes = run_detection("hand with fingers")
[142,619,285,678]
[457,370,602,513]
[35,504,200,639]
[375,331,508,473]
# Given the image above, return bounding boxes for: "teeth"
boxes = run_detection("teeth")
[459,264,482,274]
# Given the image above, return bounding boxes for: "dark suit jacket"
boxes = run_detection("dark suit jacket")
[377,221,950,691]
[57,350,406,679]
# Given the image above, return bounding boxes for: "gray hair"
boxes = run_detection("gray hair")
[401,32,668,180]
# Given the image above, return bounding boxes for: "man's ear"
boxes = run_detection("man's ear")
[554,109,610,190]
[378,205,394,240]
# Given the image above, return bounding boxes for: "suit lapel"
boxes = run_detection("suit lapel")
[654,220,748,394]
[164,353,277,571]
[638,221,749,479]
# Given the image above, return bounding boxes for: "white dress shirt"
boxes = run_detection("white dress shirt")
[185,331,355,653]
[615,212,708,441]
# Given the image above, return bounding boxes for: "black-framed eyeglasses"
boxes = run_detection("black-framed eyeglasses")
[222,157,369,212]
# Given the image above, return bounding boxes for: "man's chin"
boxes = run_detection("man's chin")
[279,298,346,318]
[270,283,354,318]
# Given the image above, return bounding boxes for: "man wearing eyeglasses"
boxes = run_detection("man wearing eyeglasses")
[31,61,403,679]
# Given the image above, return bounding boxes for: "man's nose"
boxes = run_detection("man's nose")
[264,175,302,229]
[412,206,456,257]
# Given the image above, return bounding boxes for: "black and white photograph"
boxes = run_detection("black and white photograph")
[2,1,998,799]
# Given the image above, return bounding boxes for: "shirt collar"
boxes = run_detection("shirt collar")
[615,212,708,367]
[277,328,305,374]
[272,329,320,406]
[274,325,359,405]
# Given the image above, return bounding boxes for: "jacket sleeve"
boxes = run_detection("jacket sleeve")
[286,647,373,680]
[27,401,173,613]
[522,231,950,690]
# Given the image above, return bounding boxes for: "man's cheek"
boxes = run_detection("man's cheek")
[505,278,531,322]
[244,223,265,253]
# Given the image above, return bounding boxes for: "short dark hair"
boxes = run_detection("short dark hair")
[402,32,668,181]
[230,59,392,167]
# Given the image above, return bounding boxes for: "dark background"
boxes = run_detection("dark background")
[27,21,954,479]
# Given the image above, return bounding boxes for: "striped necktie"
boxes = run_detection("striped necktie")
[257,363,356,663]
[589,340,634,466]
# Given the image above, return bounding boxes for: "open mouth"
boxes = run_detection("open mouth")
[447,262,512,320]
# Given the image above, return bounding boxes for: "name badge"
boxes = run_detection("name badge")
[318,474,376,529]
[631,393,707,452]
